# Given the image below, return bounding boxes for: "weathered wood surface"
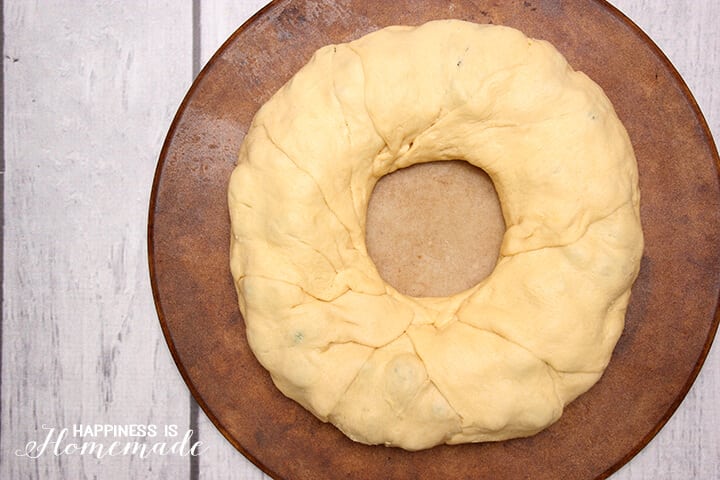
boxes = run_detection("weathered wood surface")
[1,1,193,479]
[1,1,717,479]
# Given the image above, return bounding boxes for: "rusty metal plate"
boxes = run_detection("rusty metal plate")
[148,1,720,478]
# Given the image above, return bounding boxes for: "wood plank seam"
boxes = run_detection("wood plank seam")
[190,1,202,480]
[0,0,5,463]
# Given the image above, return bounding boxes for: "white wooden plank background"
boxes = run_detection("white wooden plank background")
[1,1,194,479]
[2,1,718,479]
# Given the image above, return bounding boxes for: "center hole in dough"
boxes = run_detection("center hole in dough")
[365,160,506,298]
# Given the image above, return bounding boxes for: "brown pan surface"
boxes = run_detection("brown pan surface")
[149,1,720,478]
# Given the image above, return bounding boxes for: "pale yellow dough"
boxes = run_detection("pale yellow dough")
[228,20,643,450]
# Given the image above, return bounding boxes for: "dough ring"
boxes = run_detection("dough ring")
[228,20,643,450]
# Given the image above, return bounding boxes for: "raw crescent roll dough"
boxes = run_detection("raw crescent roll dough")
[228,20,643,451]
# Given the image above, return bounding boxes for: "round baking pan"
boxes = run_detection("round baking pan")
[148,1,720,478]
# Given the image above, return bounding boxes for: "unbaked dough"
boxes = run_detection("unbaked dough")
[228,20,643,450]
